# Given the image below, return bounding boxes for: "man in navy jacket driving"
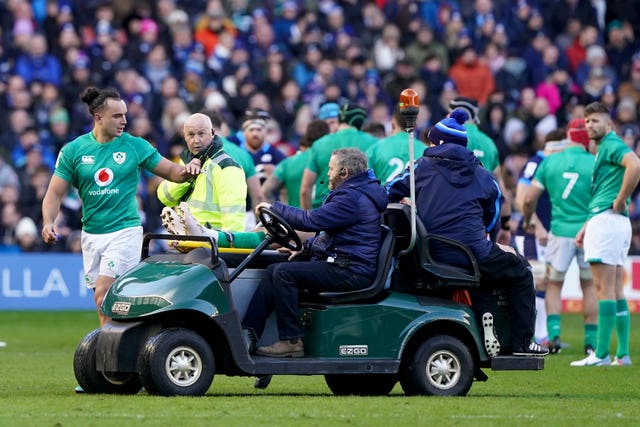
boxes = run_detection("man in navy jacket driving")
[243,148,388,357]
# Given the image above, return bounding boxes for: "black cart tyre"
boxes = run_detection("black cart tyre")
[399,370,420,396]
[73,328,142,394]
[401,335,474,396]
[139,328,214,396]
[324,374,397,396]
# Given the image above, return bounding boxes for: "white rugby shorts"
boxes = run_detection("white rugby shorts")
[81,226,143,288]
[583,210,631,266]
[546,232,589,272]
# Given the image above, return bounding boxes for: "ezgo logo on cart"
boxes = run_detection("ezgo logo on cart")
[112,301,131,315]
[339,345,368,356]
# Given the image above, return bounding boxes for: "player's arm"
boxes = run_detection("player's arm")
[514,180,529,214]
[613,152,640,213]
[41,175,70,244]
[262,174,284,204]
[248,174,265,207]
[152,157,201,183]
[494,165,512,244]
[300,169,317,210]
[522,182,544,231]
[242,174,264,229]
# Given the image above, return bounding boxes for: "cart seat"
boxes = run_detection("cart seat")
[298,224,395,304]
[382,203,480,289]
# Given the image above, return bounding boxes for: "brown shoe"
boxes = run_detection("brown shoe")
[255,339,304,358]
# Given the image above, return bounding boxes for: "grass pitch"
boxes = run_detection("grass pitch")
[0,311,638,426]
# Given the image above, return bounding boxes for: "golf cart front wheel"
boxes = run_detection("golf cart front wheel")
[401,335,474,396]
[73,328,142,394]
[324,374,397,396]
[138,328,214,396]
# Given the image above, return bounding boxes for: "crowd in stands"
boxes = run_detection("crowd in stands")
[1,0,640,253]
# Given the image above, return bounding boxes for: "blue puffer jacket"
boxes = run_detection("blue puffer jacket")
[387,143,502,266]
[271,170,388,278]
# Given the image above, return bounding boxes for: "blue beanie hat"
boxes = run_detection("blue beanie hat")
[318,102,339,120]
[427,109,469,146]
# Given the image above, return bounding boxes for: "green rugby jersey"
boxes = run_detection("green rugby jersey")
[54,131,161,233]
[222,137,257,178]
[465,123,500,173]
[366,132,427,184]
[533,146,595,237]
[306,128,378,208]
[273,150,310,207]
[589,131,633,217]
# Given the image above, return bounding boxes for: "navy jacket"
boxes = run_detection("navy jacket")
[387,144,502,266]
[272,170,388,278]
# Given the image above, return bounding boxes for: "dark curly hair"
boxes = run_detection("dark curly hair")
[81,87,122,115]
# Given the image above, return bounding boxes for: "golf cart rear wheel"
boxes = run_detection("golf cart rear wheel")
[73,328,142,394]
[324,374,397,396]
[139,328,214,396]
[402,335,474,396]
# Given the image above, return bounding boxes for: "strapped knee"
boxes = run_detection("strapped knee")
[529,260,546,279]
[548,265,566,282]
[579,267,593,280]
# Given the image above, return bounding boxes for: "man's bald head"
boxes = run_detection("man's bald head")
[183,113,215,154]
[184,113,213,131]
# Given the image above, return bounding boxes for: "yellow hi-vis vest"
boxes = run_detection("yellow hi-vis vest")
[157,151,247,232]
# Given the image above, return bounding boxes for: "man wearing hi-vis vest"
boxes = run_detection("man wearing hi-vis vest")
[158,113,247,232]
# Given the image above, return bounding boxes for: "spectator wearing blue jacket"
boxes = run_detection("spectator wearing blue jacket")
[387,109,548,357]
[243,148,388,357]
[14,33,61,85]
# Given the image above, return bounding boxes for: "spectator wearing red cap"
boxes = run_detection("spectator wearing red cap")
[523,120,598,355]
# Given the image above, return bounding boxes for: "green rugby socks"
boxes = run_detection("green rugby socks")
[595,300,616,359]
[616,299,630,358]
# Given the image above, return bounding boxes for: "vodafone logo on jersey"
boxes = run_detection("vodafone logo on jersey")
[94,168,114,187]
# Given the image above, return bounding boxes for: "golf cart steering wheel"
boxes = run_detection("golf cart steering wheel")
[258,206,303,251]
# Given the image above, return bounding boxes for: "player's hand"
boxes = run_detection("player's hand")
[41,223,60,245]
[612,197,627,214]
[496,242,516,255]
[534,224,548,246]
[260,163,275,177]
[182,158,201,177]
[575,224,586,247]
[255,202,272,217]
[496,228,511,246]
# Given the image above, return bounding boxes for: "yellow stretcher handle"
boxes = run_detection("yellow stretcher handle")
[169,240,254,254]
